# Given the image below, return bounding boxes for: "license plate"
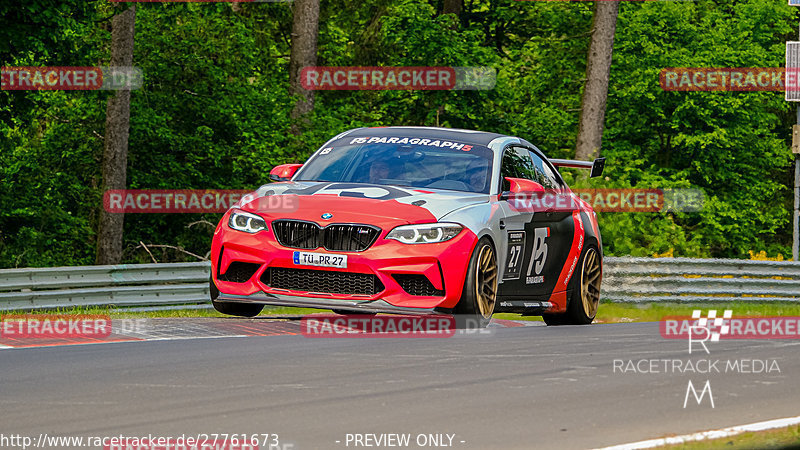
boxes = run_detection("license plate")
[293,251,347,269]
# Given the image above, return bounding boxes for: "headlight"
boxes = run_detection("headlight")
[386,223,463,244]
[228,210,267,233]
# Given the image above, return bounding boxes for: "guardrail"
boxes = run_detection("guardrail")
[0,262,210,311]
[0,257,798,311]
[602,257,800,303]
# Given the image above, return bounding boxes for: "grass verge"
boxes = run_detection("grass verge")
[4,300,800,322]
[655,424,800,449]
[0,305,326,319]
[494,300,800,324]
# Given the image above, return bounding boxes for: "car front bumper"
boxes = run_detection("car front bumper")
[211,219,478,312]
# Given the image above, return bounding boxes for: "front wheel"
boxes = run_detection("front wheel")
[543,245,602,326]
[454,237,498,328]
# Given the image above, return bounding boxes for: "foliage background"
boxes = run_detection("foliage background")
[0,0,796,267]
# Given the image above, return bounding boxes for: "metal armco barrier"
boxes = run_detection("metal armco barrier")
[0,257,799,311]
[602,257,800,302]
[0,262,210,311]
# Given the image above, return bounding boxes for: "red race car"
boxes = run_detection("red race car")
[210,127,604,327]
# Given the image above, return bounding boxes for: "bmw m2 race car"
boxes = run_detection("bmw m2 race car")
[210,127,605,326]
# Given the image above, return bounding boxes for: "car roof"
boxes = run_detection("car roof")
[341,126,508,147]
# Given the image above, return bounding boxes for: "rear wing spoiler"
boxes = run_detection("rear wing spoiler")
[550,157,606,178]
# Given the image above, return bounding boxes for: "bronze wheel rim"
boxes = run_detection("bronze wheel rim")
[474,244,498,319]
[580,248,602,319]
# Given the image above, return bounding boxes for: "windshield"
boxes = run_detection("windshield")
[294,138,494,194]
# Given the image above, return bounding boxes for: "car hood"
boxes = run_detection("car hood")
[239,181,490,224]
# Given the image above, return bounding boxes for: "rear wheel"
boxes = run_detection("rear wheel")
[542,245,602,325]
[454,237,498,328]
[210,276,264,317]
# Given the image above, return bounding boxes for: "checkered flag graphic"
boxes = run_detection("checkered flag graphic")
[692,309,732,341]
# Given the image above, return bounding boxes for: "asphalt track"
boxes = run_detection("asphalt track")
[1,317,799,450]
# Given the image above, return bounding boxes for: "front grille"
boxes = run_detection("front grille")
[272,220,380,252]
[393,274,444,297]
[272,220,319,249]
[219,261,260,283]
[323,224,381,252]
[263,268,384,296]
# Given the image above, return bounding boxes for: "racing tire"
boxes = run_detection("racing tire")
[542,244,602,326]
[454,237,498,329]
[210,276,264,317]
[541,313,566,326]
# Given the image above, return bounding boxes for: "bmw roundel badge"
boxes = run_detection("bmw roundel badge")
[321,213,333,219]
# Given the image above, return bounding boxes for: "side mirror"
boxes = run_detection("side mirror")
[269,164,302,182]
[500,177,545,200]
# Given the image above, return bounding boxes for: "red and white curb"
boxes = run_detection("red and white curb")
[0,317,538,349]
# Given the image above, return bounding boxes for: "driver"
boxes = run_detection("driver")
[465,158,489,192]
[368,160,391,184]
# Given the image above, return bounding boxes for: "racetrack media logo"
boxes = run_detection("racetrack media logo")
[1,66,142,90]
[300,66,496,90]
[614,310,783,409]
[681,310,728,408]
[103,190,298,214]
[301,314,456,338]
